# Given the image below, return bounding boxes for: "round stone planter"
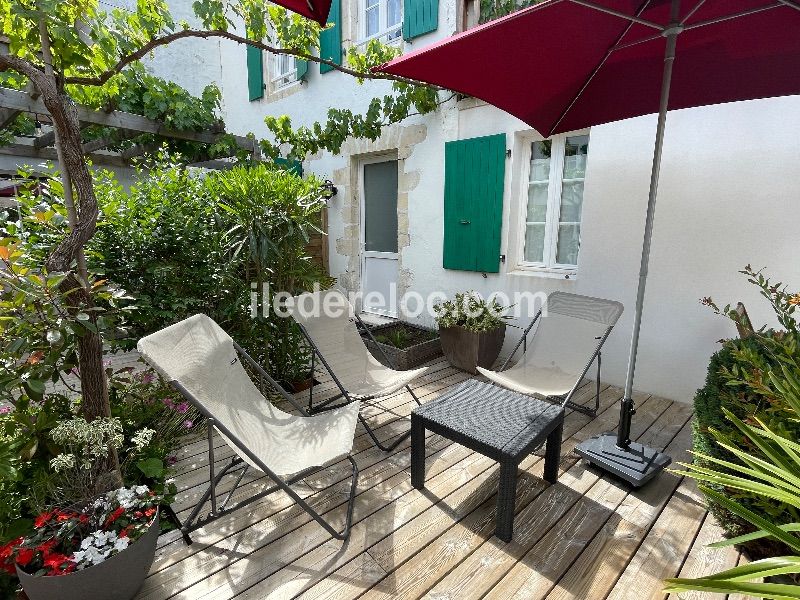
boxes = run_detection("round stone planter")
[16,510,159,600]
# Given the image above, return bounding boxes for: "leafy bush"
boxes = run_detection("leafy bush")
[694,267,800,559]
[433,292,507,333]
[206,162,333,383]
[91,157,332,383]
[0,193,197,593]
[90,154,230,341]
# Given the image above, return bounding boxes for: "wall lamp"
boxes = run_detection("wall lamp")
[321,179,338,201]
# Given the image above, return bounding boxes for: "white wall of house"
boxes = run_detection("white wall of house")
[157,0,800,403]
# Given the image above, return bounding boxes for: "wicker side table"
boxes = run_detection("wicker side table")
[411,379,565,542]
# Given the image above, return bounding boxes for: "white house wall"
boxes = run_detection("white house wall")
[158,0,800,403]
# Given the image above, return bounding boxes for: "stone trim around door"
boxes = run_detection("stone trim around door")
[330,123,427,307]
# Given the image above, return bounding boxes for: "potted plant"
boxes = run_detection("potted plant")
[1,485,161,600]
[363,322,442,370]
[433,292,508,374]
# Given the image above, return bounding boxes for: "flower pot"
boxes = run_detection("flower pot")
[439,324,506,374]
[16,511,159,600]
[288,376,316,393]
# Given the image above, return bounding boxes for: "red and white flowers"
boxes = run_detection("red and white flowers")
[0,485,159,577]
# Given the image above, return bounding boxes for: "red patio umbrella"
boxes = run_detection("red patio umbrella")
[377,0,800,486]
[274,0,332,26]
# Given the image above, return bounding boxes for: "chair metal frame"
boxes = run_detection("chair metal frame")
[295,311,422,452]
[498,308,613,418]
[168,340,358,545]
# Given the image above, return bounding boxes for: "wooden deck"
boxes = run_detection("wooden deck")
[137,356,745,600]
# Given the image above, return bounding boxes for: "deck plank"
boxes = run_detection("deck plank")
[541,413,695,600]
[425,397,687,600]
[666,512,739,600]
[136,356,703,600]
[357,393,661,600]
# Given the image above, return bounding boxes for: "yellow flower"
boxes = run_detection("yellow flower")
[788,293,800,306]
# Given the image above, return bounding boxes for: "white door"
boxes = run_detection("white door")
[360,157,399,317]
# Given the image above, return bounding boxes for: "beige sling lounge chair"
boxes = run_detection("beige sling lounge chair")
[479,291,624,416]
[287,288,429,451]
[138,314,360,543]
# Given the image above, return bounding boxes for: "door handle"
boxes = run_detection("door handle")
[459,219,471,225]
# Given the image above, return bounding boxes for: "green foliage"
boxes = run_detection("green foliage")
[90,156,331,383]
[694,268,800,559]
[0,197,131,405]
[206,162,333,382]
[89,154,230,341]
[478,0,547,24]
[433,291,508,333]
[71,64,234,161]
[261,41,444,160]
[374,324,437,350]
[665,407,800,598]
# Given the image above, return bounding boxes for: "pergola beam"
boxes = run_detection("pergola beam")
[82,129,139,153]
[0,108,19,129]
[0,82,40,130]
[0,138,130,169]
[0,87,256,152]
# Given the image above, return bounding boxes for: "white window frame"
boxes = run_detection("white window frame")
[358,0,403,46]
[516,130,589,275]
[271,52,298,90]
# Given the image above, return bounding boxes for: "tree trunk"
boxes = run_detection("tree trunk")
[44,90,122,490]
[39,85,110,410]
[0,46,123,490]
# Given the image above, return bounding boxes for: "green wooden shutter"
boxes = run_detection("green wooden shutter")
[443,134,506,273]
[403,0,438,40]
[246,44,264,101]
[296,58,309,81]
[319,0,342,74]
[274,157,304,176]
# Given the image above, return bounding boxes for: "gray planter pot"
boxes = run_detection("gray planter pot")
[439,323,506,374]
[17,511,160,600]
[362,323,442,370]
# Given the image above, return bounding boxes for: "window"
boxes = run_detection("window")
[520,133,589,271]
[271,53,298,89]
[362,0,402,44]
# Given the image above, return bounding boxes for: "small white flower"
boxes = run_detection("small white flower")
[130,428,156,451]
[134,485,149,496]
[82,545,108,565]
[113,537,130,552]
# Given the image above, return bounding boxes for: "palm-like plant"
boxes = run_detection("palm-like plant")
[206,163,332,383]
[664,370,800,598]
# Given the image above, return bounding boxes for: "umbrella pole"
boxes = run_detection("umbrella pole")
[575,0,681,487]
[618,17,682,449]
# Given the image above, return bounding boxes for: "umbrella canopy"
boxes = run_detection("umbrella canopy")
[377,0,800,486]
[377,0,800,136]
[273,0,332,26]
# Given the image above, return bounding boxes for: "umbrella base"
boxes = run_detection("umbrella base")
[575,433,671,488]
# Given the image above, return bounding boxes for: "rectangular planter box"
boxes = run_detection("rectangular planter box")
[362,322,442,370]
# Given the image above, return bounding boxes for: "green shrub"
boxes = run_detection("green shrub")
[206,162,333,383]
[90,156,332,383]
[694,267,800,559]
[90,155,230,342]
